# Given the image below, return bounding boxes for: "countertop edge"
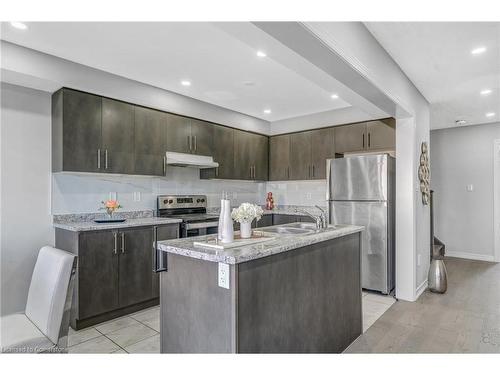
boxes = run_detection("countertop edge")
[158,225,364,265]
[53,218,182,232]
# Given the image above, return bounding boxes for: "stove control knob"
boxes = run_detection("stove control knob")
[197,199,201,203]
[201,198,205,202]
[163,199,168,204]
[168,199,173,204]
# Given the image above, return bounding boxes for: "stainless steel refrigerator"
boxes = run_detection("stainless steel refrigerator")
[327,154,395,294]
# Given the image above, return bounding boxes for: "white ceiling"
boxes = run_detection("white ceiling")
[0,22,353,122]
[366,22,500,129]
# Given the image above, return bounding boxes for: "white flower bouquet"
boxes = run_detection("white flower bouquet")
[231,203,264,224]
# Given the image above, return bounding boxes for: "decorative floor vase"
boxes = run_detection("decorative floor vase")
[240,221,252,238]
[428,259,448,293]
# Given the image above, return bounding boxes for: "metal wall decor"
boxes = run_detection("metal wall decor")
[418,142,430,205]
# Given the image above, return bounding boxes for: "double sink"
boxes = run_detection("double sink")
[259,222,321,236]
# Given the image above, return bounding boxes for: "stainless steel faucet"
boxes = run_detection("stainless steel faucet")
[315,206,328,229]
[294,207,328,229]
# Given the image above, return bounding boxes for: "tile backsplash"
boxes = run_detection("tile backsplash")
[51,168,327,215]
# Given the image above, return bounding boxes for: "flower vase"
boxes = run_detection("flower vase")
[106,208,114,220]
[240,221,252,239]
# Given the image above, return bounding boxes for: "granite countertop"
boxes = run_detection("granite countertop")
[207,205,326,217]
[53,210,182,232]
[157,224,363,265]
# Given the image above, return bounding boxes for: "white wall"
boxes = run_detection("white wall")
[1,83,54,315]
[431,122,500,261]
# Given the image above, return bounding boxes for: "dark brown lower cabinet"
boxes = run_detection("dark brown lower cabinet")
[55,223,178,330]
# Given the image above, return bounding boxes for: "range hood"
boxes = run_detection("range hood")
[165,152,219,169]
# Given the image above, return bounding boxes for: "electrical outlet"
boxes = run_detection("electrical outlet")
[466,184,474,192]
[109,192,117,201]
[306,193,312,200]
[218,263,230,289]
[133,192,141,202]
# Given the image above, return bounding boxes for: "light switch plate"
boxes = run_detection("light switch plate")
[218,263,230,289]
[466,184,474,192]
[133,192,141,202]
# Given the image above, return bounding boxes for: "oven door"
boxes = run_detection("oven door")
[182,221,219,238]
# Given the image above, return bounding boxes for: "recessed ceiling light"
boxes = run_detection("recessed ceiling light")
[263,109,271,114]
[180,80,191,86]
[480,89,492,96]
[486,112,496,118]
[471,46,487,55]
[10,22,27,30]
[256,51,267,58]
[331,94,339,99]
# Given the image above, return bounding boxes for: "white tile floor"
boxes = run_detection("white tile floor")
[68,292,395,353]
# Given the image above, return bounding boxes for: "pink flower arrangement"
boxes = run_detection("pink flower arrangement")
[100,200,122,217]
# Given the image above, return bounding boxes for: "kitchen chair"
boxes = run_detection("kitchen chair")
[1,246,77,353]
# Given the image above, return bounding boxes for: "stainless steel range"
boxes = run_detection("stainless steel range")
[157,195,219,238]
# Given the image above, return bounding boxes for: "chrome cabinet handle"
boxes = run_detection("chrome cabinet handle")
[368,133,371,148]
[194,136,197,152]
[362,133,365,149]
[121,232,125,254]
[113,232,118,254]
[312,165,315,178]
[188,135,191,151]
[163,156,166,176]
[287,166,290,179]
[105,149,108,169]
[308,165,311,178]
[97,149,101,169]
[215,167,219,177]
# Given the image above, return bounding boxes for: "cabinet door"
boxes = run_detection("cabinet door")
[290,132,312,180]
[255,215,273,228]
[272,214,300,225]
[201,125,234,179]
[134,106,166,176]
[118,227,154,307]
[253,134,269,180]
[269,135,290,181]
[233,130,253,180]
[78,230,119,319]
[366,119,395,150]
[334,123,366,153]
[166,114,191,153]
[62,89,102,173]
[310,127,335,180]
[102,98,135,174]
[190,119,214,156]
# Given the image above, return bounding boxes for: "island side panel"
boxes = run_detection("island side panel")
[159,253,237,353]
[236,232,362,353]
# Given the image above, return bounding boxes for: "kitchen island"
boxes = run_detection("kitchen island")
[157,223,364,353]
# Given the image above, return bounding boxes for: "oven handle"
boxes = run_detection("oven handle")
[184,221,219,230]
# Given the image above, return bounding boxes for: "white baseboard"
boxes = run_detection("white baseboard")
[446,251,496,262]
[415,280,428,299]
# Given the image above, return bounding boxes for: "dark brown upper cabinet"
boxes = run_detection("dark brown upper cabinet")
[166,115,213,156]
[269,134,290,181]
[334,119,395,154]
[134,106,167,176]
[165,114,191,154]
[365,119,395,150]
[101,98,135,174]
[52,88,103,173]
[290,132,312,180]
[310,127,335,179]
[233,130,268,180]
[200,125,234,179]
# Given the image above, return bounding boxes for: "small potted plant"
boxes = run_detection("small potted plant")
[100,199,122,219]
[231,203,263,238]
